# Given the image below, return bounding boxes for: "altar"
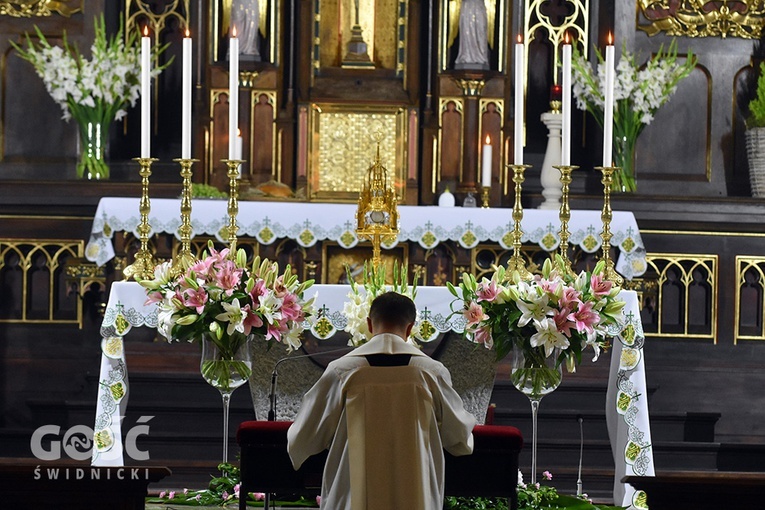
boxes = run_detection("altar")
[84,198,647,281]
[92,281,653,506]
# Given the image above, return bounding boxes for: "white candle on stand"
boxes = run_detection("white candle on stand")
[603,33,615,167]
[229,27,239,160]
[481,135,492,187]
[514,36,524,165]
[181,30,192,159]
[141,27,150,158]
[561,35,572,166]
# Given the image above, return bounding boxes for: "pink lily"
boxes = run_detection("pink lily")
[568,300,601,334]
[181,287,208,314]
[463,301,488,326]
[476,278,499,302]
[590,273,613,297]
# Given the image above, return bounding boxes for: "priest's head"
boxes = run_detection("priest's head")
[367,291,416,340]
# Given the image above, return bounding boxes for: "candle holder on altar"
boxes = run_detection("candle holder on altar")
[356,144,399,270]
[552,164,578,276]
[595,166,624,286]
[123,157,159,281]
[171,158,199,275]
[506,164,532,279]
[481,185,490,208]
[222,159,245,246]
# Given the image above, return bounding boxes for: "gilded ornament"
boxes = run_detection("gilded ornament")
[638,0,765,39]
[0,0,81,17]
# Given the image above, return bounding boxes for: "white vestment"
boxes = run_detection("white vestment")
[287,333,475,510]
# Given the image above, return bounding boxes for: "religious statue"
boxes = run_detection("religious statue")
[224,0,267,61]
[447,0,496,70]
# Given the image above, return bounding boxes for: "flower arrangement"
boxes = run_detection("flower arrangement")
[449,257,625,377]
[138,242,315,389]
[11,16,169,179]
[343,261,418,346]
[445,470,619,510]
[571,40,696,192]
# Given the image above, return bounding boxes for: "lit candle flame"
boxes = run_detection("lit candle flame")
[517,34,522,44]
[232,26,237,38]
[564,31,569,45]
[185,28,190,38]
[608,32,613,45]
[143,26,148,37]
[485,134,491,144]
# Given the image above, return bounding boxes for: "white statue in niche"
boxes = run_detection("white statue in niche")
[447,0,496,70]
[226,0,268,61]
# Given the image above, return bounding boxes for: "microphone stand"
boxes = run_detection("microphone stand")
[577,415,584,497]
[264,346,352,510]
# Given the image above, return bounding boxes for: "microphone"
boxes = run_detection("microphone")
[268,346,353,421]
[576,415,584,496]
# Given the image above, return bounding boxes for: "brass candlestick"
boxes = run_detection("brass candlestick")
[506,164,532,279]
[171,158,199,275]
[222,159,245,246]
[481,185,490,208]
[553,164,578,276]
[123,157,158,281]
[595,166,624,286]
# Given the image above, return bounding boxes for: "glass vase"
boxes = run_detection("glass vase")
[612,135,637,193]
[77,120,110,180]
[510,343,562,485]
[200,332,253,464]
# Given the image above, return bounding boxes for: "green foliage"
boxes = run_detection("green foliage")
[748,62,765,128]
[191,183,228,198]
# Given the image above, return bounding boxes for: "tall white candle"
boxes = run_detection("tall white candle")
[603,34,615,167]
[181,30,192,159]
[561,37,572,166]
[141,27,150,158]
[236,129,243,177]
[229,28,239,160]
[514,36,524,165]
[481,135,492,187]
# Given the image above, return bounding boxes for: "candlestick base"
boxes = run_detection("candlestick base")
[171,158,199,276]
[552,164,579,277]
[123,157,159,281]
[481,186,490,208]
[506,164,533,281]
[222,159,245,247]
[595,165,624,287]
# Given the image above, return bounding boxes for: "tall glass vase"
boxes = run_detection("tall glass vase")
[612,135,637,193]
[200,333,253,465]
[77,120,110,180]
[510,344,562,484]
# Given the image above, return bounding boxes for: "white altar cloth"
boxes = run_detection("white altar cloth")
[91,282,653,505]
[85,198,647,280]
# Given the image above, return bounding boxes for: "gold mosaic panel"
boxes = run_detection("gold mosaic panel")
[308,104,407,202]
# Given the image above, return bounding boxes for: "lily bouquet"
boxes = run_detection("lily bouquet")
[449,257,625,395]
[571,40,695,192]
[343,261,418,347]
[11,16,169,179]
[138,242,315,390]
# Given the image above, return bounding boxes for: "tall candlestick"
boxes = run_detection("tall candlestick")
[561,36,572,166]
[514,36,524,165]
[229,28,239,160]
[141,27,150,158]
[482,134,492,187]
[603,33,615,167]
[181,30,192,159]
